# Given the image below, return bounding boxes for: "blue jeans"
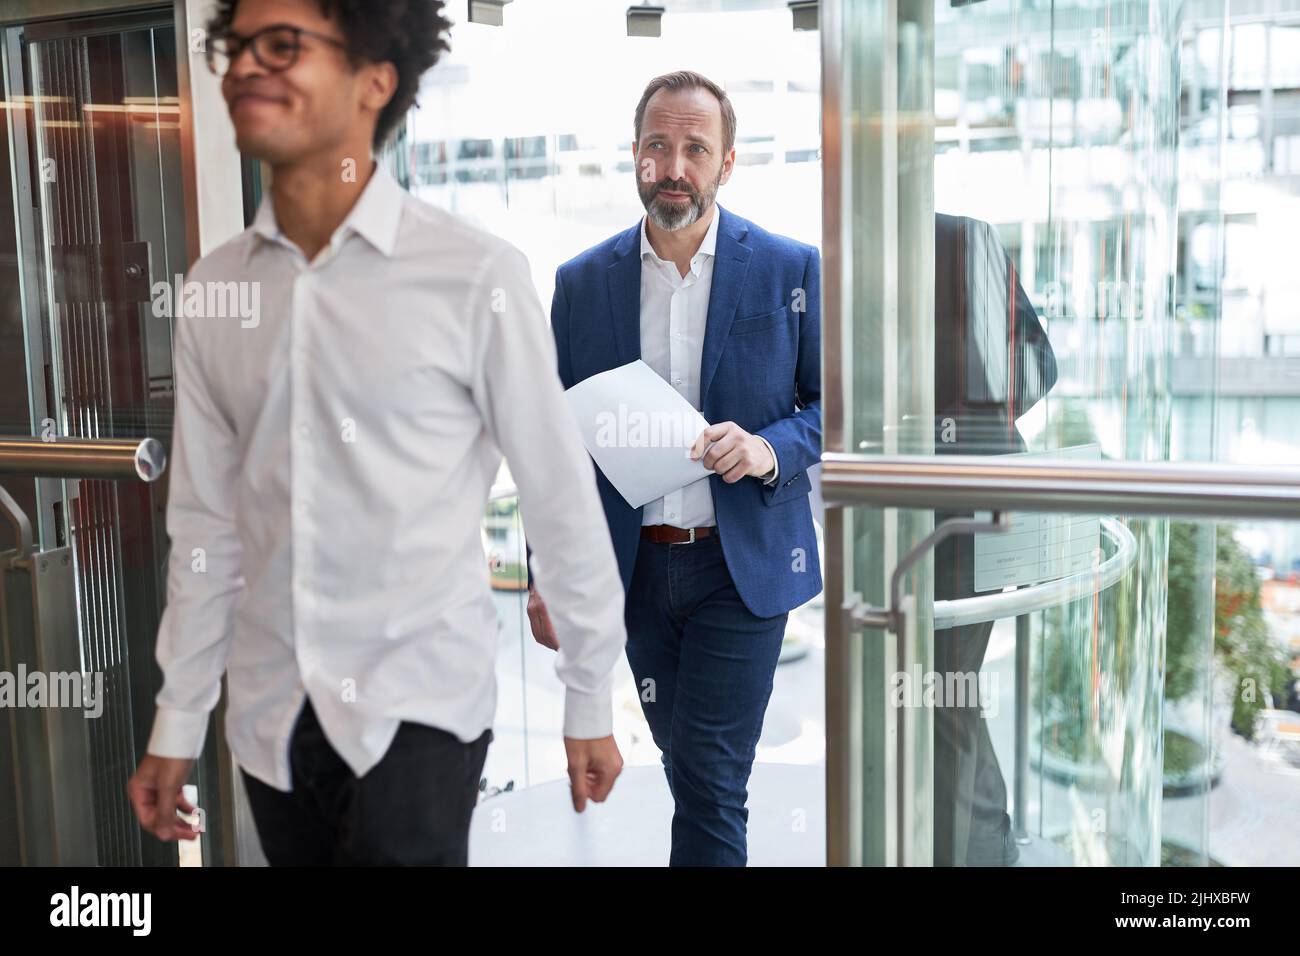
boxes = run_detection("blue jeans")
[624,532,788,866]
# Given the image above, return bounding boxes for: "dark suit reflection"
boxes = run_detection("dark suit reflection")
[932,214,1057,866]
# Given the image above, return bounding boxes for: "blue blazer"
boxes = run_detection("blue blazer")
[549,205,823,619]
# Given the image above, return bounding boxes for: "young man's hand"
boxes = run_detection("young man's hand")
[128,755,201,841]
[527,585,560,650]
[564,735,623,812]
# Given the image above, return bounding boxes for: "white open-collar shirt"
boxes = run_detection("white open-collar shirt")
[147,162,626,790]
[638,206,777,529]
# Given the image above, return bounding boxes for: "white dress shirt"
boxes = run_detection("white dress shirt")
[638,206,776,529]
[146,162,626,791]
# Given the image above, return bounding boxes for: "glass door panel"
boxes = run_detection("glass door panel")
[1,8,190,866]
[824,0,1194,865]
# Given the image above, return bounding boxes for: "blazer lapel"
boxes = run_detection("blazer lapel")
[606,222,643,366]
[699,206,752,407]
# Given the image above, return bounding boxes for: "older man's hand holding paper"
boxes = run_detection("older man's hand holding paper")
[528,357,777,652]
[563,359,715,508]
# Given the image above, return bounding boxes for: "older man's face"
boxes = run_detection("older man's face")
[633,87,734,230]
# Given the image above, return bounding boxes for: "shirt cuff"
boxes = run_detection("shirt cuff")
[756,435,779,486]
[146,705,211,760]
[562,686,613,739]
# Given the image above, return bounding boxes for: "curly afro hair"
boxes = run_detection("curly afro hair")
[207,0,452,151]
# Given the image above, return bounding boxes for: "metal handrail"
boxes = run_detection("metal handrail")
[1,437,167,560]
[822,452,1300,520]
[0,437,166,482]
[932,516,1137,629]
[0,485,33,559]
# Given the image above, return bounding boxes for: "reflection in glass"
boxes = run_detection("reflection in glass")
[932,214,1057,866]
[927,0,1185,866]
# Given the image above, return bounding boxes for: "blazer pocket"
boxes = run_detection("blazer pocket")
[729,306,787,335]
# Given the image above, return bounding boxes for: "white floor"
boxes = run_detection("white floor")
[469,762,825,866]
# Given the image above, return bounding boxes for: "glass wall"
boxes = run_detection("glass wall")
[822,0,1277,865]
[828,0,1300,867]
[942,0,1184,867]
[1172,0,1300,866]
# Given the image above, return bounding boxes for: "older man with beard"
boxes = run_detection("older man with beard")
[527,71,823,866]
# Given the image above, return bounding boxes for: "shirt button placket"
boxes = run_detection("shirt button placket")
[668,289,680,525]
[291,267,314,673]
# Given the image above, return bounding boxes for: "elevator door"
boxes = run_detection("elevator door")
[2,7,192,866]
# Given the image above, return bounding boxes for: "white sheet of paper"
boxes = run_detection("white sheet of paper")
[564,360,713,508]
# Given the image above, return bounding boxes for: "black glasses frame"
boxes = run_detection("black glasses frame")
[205,23,349,76]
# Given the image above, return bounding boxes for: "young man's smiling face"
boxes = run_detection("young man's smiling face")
[633,86,735,231]
[219,0,392,164]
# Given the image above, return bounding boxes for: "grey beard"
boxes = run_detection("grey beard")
[647,196,703,231]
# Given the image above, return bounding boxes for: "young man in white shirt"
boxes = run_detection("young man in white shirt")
[126,0,626,865]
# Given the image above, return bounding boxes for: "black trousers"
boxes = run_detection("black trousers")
[240,698,492,866]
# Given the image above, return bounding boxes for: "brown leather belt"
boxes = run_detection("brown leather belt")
[640,525,716,545]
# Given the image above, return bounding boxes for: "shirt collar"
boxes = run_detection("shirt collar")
[639,202,721,275]
[246,160,403,264]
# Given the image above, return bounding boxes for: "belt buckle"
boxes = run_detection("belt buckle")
[685,527,696,544]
